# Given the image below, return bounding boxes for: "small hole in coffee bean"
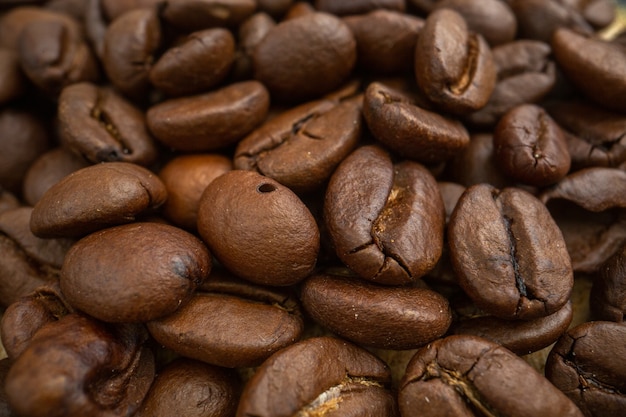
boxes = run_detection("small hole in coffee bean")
[257,183,277,193]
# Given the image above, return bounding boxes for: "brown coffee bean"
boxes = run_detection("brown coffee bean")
[159,154,232,231]
[198,170,319,286]
[546,321,626,417]
[446,133,511,188]
[58,82,158,166]
[136,358,240,417]
[509,0,593,42]
[300,272,452,349]
[149,28,235,97]
[0,6,80,50]
[315,0,405,15]
[147,270,303,367]
[438,181,466,224]
[257,0,292,17]
[448,184,573,320]
[230,12,276,80]
[0,48,25,104]
[5,314,155,417]
[31,162,167,238]
[61,222,211,323]
[237,336,397,417]
[414,8,496,115]
[283,1,316,19]
[234,94,362,194]
[580,0,617,28]
[363,82,470,163]
[494,104,571,187]
[253,12,356,102]
[147,81,270,152]
[324,145,445,285]
[0,187,20,215]
[399,335,584,417]
[161,0,256,32]
[84,0,108,59]
[100,0,161,20]
[590,244,626,322]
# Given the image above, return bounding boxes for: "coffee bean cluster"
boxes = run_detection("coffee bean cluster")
[0,0,625,416]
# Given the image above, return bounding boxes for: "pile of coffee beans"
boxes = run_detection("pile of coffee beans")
[1,0,625,416]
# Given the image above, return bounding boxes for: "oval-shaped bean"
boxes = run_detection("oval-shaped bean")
[590,245,626,322]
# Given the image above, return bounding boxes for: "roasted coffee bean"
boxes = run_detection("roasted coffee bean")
[494,104,571,187]
[448,184,573,320]
[84,0,108,59]
[343,10,423,75]
[58,82,158,165]
[324,145,445,285]
[230,12,275,80]
[546,321,626,417]
[198,170,318,286]
[578,0,617,28]
[553,27,626,113]
[414,8,496,115]
[100,0,161,21]
[283,1,316,19]
[30,162,167,238]
[438,181,466,224]
[509,0,593,42]
[136,358,240,417]
[446,133,511,188]
[5,314,155,417]
[147,81,270,152]
[159,154,232,231]
[0,48,24,104]
[315,0,405,15]
[399,335,584,417]
[237,336,397,417]
[432,0,517,46]
[0,187,19,215]
[257,0,292,17]
[149,28,235,97]
[300,272,451,349]
[0,6,80,50]
[590,244,626,322]
[44,0,88,19]
[161,0,256,32]
[61,222,211,323]
[148,270,303,367]
[363,82,470,163]
[234,93,362,194]
[22,147,89,206]
[103,7,161,100]
[253,12,356,102]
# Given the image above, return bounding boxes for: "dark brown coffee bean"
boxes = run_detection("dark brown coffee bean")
[230,12,275,80]
[234,94,362,194]
[0,48,25,104]
[438,181,466,224]
[237,336,397,417]
[546,321,626,417]
[61,222,211,323]
[363,82,470,163]
[103,7,161,100]
[253,12,356,102]
[446,133,511,188]
[257,0,292,17]
[414,8,496,115]
[283,1,316,19]
[159,154,232,231]
[148,270,303,367]
[432,0,517,46]
[5,314,155,417]
[553,27,626,114]
[590,244,626,322]
[198,170,319,286]
[494,104,571,187]
[161,0,256,32]
[315,0,405,16]
[300,273,451,349]
[30,162,167,238]
[509,0,592,42]
[84,0,108,59]
[325,145,445,285]
[101,0,161,21]
[147,81,270,152]
[448,184,573,320]
[0,6,80,50]
[136,358,240,417]
[580,0,617,28]
[343,10,423,75]
[399,335,584,417]
[149,28,235,97]
[58,82,158,165]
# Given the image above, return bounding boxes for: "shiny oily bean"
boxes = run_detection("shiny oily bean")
[58,82,158,166]
[363,82,470,164]
[494,104,570,187]
[61,222,211,323]
[147,81,269,152]
[234,94,362,194]
[30,162,167,238]
[197,170,319,286]
[448,184,573,320]
[300,273,451,350]
[399,335,584,417]
[590,245,626,322]
[414,8,496,115]
[324,145,445,285]
[237,336,396,417]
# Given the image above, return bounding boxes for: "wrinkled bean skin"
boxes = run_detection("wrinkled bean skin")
[301,273,452,349]
[590,244,626,322]
[197,170,319,286]
[399,335,584,417]
[61,222,211,323]
[325,145,445,285]
[448,184,573,320]
[236,336,397,417]
[546,321,626,417]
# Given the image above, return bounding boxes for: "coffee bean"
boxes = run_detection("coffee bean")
[509,0,593,42]
[161,0,256,32]
[448,184,573,319]
[230,12,275,80]
[315,0,405,16]
[0,48,24,104]
[590,245,626,322]
[446,133,511,188]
